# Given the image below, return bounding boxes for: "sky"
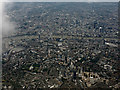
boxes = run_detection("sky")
[1,0,119,2]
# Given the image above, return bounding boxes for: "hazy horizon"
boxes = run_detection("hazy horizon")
[1,0,119,2]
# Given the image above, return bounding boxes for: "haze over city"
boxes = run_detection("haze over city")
[0,1,120,89]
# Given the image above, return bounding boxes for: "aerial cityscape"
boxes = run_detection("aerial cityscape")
[2,2,120,89]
